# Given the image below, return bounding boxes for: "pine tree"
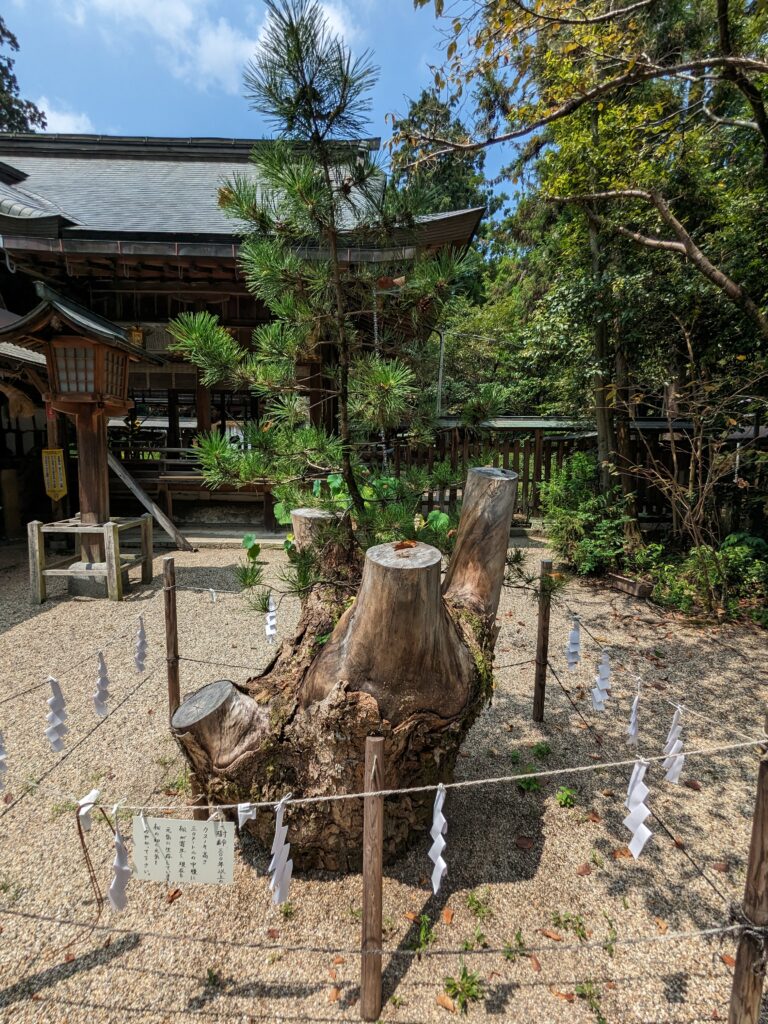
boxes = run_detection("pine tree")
[169,0,465,527]
[0,17,46,132]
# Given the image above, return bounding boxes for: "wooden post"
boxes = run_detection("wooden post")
[163,556,180,717]
[140,512,153,583]
[28,520,45,605]
[75,406,109,562]
[103,521,123,601]
[728,754,768,1024]
[533,559,553,722]
[361,735,384,1022]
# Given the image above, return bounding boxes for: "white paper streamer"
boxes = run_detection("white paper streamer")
[108,815,132,911]
[134,615,147,673]
[92,652,110,718]
[77,788,101,832]
[237,802,258,830]
[265,595,277,644]
[623,759,652,858]
[268,795,292,904]
[209,588,217,604]
[44,676,68,752]
[0,730,7,792]
[565,614,581,672]
[591,651,612,711]
[662,706,685,784]
[627,691,640,747]
[428,783,448,894]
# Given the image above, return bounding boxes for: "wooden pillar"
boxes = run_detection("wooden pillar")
[195,374,211,434]
[728,754,768,1024]
[140,513,153,583]
[361,735,384,1022]
[75,406,109,562]
[533,559,553,722]
[28,519,45,605]
[103,521,123,601]
[167,389,180,448]
[45,405,67,520]
[163,556,180,718]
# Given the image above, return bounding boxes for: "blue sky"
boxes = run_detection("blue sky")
[7,0,465,174]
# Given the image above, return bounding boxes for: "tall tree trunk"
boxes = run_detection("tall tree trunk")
[614,341,642,549]
[588,217,617,494]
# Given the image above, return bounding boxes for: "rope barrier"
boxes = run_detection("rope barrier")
[39,735,761,816]
[0,905,745,960]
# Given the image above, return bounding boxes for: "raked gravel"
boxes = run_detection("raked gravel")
[0,536,767,1023]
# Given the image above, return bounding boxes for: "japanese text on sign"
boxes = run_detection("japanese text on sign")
[131,816,234,885]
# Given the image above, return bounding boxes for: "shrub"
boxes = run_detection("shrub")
[540,452,630,575]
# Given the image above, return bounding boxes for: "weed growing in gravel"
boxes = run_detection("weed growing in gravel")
[555,785,577,807]
[531,741,552,759]
[409,914,436,955]
[590,849,605,869]
[461,925,488,951]
[205,968,222,989]
[503,930,528,961]
[602,913,617,957]
[389,994,405,1008]
[0,873,22,902]
[166,767,191,796]
[552,910,588,942]
[516,767,541,793]
[508,749,522,764]
[445,961,484,1014]
[50,799,78,820]
[348,906,362,922]
[466,889,493,921]
[279,902,295,919]
[576,979,607,1024]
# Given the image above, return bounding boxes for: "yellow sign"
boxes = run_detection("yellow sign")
[42,448,67,501]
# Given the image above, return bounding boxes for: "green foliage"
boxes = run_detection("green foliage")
[531,741,551,759]
[466,888,493,921]
[0,16,46,131]
[503,930,528,962]
[552,910,588,942]
[555,786,577,808]
[576,979,608,1024]
[602,912,617,958]
[444,961,484,1014]
[461,925,488,951]
[541,453,630,575]
[517,766,541,793]
[409,914,437,954]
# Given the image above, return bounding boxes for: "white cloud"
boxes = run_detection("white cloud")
[56,0,363,95]
[37,96,94,133]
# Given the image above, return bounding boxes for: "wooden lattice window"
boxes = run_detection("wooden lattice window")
[54,345,95,393]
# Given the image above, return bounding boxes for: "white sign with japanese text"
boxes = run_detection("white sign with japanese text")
[131,816,234,885]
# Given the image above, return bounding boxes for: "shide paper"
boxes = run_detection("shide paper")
[268,796,293,904]
[45,676,68,752]
[134,615,148,673]
[623,759,652,859]
[662,706,685,784]
[93,652,110,718]
[428,784,448,895]
[591,651,612,712]
[565,614,581,672]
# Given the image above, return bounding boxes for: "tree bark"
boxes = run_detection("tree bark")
[171,467,518,870]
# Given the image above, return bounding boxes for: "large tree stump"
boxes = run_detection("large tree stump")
[171,467,518,870]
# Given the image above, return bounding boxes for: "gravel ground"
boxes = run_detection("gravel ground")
[0,535,767,1023]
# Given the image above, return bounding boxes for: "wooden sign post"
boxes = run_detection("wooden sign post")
[361,735,384,1021]
[533,558,553,722]
[728,754,768,1024]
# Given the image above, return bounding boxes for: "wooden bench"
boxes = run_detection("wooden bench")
[157,473,277,531]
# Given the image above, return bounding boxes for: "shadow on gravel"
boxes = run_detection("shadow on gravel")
[0,931,141,1008]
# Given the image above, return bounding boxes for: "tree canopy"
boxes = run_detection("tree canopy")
[0,16,45,132]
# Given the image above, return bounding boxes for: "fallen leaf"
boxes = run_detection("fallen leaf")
[442,907,454,925]
[602,789,615,797]
[541,928,563,942]
[684,779,702,792]
[550,988,575,1002]
[576,863,592,876]
[328,969,338,981]
[404,911,419,922]
[612,846,632,860]
[720,954,736,968]
[64,952,75,963]
[266,928,280,940]
[147,709,155,716]
[166,888,182,904]
[605,981,617,990]
[655,918,668,934]
[674,837,686,849]
[393,539,417,551]
[713,861,729,873]
[328,986,341,1003]
[588,753,602,761]
[587,810,602,823]
[2,793,13,805]
[529,954,542,973]
[333,956,346,965]
[419,876,428,886]
[436,992,456,1013]
[515,836,534,850]
[574,721,589,730]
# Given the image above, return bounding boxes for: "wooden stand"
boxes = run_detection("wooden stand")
[28,513,152,604]
[361,736,384,1022]
[728,754,768,1024]
[533,558,553,722]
